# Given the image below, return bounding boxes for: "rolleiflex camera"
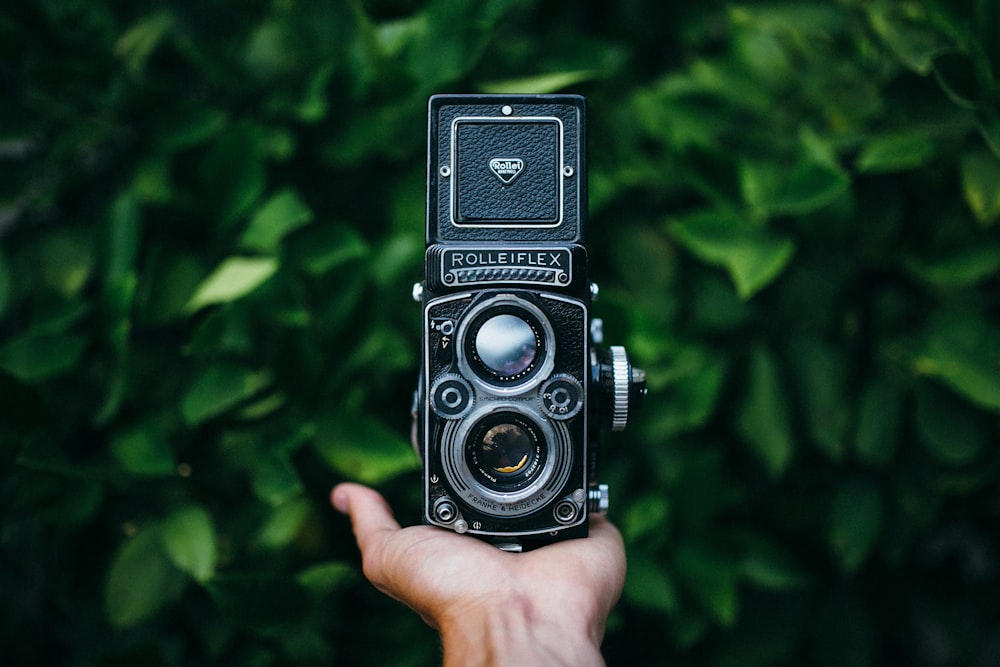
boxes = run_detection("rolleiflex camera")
[412,94,645,551]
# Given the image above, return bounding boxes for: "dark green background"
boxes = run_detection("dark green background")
[2,1,999,665]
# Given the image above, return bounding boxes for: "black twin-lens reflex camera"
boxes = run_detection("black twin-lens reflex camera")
[412,94,645,551]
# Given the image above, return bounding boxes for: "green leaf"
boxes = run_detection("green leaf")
[740,537,809,591]
[978,112,1000,159]
[675,541,740,626]
[244,18,300,80]
[828,479,883,574]
[960,149,1000,226]
[672,609,713,649]
[132,155,172,204]
[669,211,795,298]
[161,505,217,583]
[689,273,753,332]
[736,346,794,478]
[339,327,414,381]
[371,234,423,288]
[856,133,937,173]
[0,332,88,382]
[711,592,808,667]
[115,10,174,74]
[154,102,228,152]
[185,256,279,313]
[622,495,671,547]
[297,561,355,598]
[257,497,310,550]
[932,50,982,109]
[104,191,141,288]
[180,363,272,426]
[649,343,728,435]
[788,338,850,461]
[903,241,1000,287]
[140,252,208,323]
[866,4,942,75]
[479,70,602,94]
[201,124,265,226]
[187,306,254,356]
[623,555,680,614]
[295,63,335,123]
[315,411,419,485]
[913,383,989,466]
[39,230,94,298]
[287,224,369,276]
[105,528,187,628]
[729,4,847,39]
[399,0,521,91]
[29,298,90,336]
[739,155,850,218]
[0,249,9,319]
[239,188,314,253]
[913,313,1000,412]
[110,422,176,476]
[853,376,901,468]
[251,452,305,506]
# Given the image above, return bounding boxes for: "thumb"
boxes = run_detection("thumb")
[331,482,401,557]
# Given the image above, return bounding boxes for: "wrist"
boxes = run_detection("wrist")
[438,596,606,667]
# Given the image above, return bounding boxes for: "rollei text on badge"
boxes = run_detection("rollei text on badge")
[488,157,524,184]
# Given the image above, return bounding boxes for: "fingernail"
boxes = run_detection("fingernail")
[331,487,349,514]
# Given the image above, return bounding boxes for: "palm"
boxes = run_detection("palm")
[334,483,625,640]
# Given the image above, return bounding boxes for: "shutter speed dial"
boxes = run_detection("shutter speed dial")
[538,374,584,420]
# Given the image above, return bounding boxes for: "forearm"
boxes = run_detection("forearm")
[438,598,606,667]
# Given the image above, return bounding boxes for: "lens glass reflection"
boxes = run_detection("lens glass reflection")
[478,423,533,475]
[475,314,537,377]
[466,413,545,492]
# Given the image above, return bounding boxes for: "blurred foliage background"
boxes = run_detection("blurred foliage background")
[2,0,999,665]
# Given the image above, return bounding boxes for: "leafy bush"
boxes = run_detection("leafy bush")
[2,1,998,665]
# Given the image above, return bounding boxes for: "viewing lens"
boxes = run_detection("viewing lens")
[474,314,538,378]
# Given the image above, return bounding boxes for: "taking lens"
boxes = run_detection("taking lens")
[466,412,544,492]
[474,313,538,378]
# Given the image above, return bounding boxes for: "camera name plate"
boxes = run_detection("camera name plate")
[440,247,572,287]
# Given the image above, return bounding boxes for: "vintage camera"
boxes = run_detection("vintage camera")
[412,94,645,551]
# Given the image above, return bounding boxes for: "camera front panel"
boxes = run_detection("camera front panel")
[422,290,590,541]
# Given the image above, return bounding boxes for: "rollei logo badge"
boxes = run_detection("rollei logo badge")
[488,157,524,184]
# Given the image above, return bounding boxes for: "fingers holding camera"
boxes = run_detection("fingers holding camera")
[580,515,627,641]
[586,515,627,589]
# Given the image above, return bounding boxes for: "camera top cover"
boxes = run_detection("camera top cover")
[427,94,585,245]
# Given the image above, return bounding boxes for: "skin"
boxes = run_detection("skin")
[331,482,627,667]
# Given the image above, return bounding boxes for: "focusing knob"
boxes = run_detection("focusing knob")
[594,345,646,432]
[609,346,630,431]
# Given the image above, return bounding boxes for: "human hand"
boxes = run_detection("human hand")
[331,482,626,667]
